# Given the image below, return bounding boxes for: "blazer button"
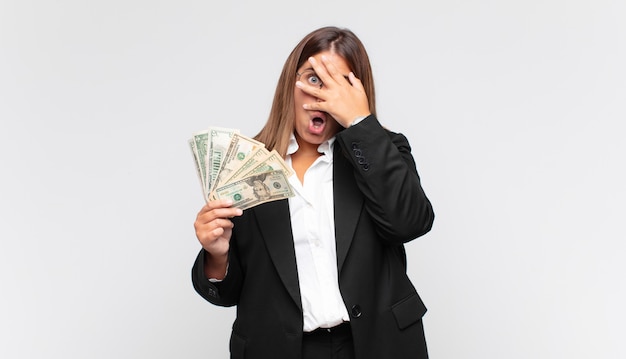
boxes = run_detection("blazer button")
[351,305,362,318]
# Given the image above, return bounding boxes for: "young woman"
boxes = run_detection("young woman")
[192,26,435,359]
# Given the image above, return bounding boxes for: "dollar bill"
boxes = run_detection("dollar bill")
[188,138,207,199]
[210,170,294,210]
[240,149,294,180]
[191,130,210,194]
[212,133,265,191]
[189,126,295,208]
[208,127,239,193]
[225,147,271,183]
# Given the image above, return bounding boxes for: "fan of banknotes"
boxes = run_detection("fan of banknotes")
[188,127,295,210]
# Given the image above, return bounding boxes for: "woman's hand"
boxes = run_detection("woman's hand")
[296,55,370,128]
[194,199,243,279]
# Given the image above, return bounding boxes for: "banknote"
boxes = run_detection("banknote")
[208,127,239,193]
[188,138,207,199]
[225,147,271,183]
[210,170,294,210]
[212,133,265,191]
[189,127,294,209]
[191,130,210,194]
[240,149,294,180]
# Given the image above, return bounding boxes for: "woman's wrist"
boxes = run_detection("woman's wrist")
[204,251,229,280]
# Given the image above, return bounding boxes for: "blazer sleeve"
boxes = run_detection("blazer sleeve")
[335,115,434,244]
[191,237,243,307]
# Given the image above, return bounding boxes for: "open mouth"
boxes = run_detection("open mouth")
[308,112,327,135]
[312,117,324,128]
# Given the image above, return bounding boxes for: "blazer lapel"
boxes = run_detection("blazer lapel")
[333,145,364,273]
[254,199,302,311]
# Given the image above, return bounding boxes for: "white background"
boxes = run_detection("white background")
[1,0,625,358]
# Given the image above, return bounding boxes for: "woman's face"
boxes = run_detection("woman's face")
[293,51,350,147]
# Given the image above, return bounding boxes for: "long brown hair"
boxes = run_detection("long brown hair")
[254,26,377,157]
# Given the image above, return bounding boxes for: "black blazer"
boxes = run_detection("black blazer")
[192,115,434,359]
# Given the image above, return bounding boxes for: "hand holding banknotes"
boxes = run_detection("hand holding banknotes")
[194,199,241,280]
[189,126,296,278]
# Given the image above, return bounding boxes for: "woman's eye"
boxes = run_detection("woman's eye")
[307,74,322,87]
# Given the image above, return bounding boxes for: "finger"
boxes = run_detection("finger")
[206,218,235,234]
[295,80,323,100]
[307,56,327,77]
[197,199,231,217]
[198,207,243,225]
[318,55,354,87]
[197,201,242,223]
[196,218,234,240]
[301,101,324,112]
[209,226,225,239]
[319,55,347,84]
[347,72,364,90]
[206,198,234,210]
[200,199,240,218]
[308,56,338,86]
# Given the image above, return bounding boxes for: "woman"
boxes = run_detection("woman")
[192,26,434,359]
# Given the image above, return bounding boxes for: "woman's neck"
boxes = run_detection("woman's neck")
[291,139,323,184]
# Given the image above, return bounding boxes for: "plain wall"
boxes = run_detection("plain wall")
[1,0,624,358]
